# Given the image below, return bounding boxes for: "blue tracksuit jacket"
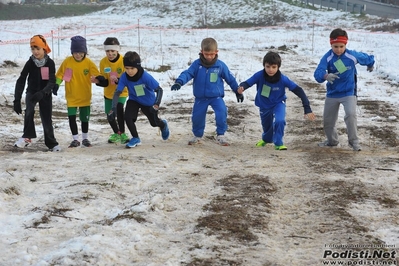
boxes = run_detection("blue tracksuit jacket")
[175,58,238,97]
[314,49,375,98]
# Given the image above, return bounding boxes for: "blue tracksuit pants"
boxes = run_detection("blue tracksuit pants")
[192,97,227,137]
[260,101,286,146]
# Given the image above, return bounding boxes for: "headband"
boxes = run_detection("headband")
[330,36,348,45]
[104,45,120,52]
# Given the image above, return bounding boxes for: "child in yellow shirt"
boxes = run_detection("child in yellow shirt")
[96,37,129,144]
[55,35,105,148]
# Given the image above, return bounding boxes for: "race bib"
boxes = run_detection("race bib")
[134,85,145,96]
[110,71,118,85]
[210,73,218,82]
[334,59,347,74]
[63,68,73,82]
[40,67,49,80]
[261,85,271,98]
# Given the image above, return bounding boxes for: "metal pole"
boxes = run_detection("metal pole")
[138,19,140,55]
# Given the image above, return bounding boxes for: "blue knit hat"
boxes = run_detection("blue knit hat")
[70,36,87,54]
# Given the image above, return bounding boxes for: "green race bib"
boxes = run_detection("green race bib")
[134,85,145,96]
[210,73,218,82]
[261,85,271,98]
[333,59,347,74]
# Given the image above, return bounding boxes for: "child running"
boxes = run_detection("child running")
[55,35,105,148]
[170,37,241,146]
[13,34,61,152]
[237,51,316,150]
[108,51,169,148]
[314,28,375,151]
[96,37,129,144]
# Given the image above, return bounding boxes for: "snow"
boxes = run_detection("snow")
[1,0,399,265]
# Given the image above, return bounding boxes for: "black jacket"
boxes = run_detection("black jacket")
[14,56,56,100]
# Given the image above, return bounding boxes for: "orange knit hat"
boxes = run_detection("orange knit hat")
[30,35,51,54]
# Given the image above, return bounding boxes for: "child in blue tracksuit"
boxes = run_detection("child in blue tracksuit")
[314,28,375,151]
[171,37,240,146]
[237,51,316,150]
[109,51,169,148]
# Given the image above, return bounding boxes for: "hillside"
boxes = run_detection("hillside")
[0,2,109,20]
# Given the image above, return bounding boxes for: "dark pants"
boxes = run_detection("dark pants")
[124,100,165,138]
[23,92,58,149]
[109,102,126,134]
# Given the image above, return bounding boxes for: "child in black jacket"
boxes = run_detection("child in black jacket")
[13,35,60,151]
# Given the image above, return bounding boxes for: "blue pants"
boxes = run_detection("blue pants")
[192,97,227,137]
[260,102,286,146]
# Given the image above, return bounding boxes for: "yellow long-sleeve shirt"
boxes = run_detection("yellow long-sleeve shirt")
[55,56,101,107]
[99,55,128,99]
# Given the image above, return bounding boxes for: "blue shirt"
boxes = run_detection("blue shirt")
[116,71,159,106]
[242,70,299,109]
[176,58,238,99]
[314,49,375,98]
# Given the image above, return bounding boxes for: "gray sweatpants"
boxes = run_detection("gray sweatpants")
[323,95,359,146]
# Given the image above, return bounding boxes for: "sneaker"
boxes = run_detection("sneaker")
[82,139,92,147]
[126,137,141,148]
[318,140,338,147]
[68,140,80,148]
[274,145,287,150]
[14,138,31,148]
[255,140,272,147]
[108,133,120,143]
[161,120,170,140]
[49,145,61,152]
[120,133,129,144]
[216,135,230,146]
[349,142,362,151]
[188,136,201,145]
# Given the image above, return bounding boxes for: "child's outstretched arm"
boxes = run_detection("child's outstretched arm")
[291,86,316,121]
[94,77,109,87]
[52,77,64,96]
[13,63,30,114]
[354,51,375,71]
[108,89,122,122]
[153,86,163,111]
[236,81,252,103]
[238,82,250,93]
[90,75,106,85]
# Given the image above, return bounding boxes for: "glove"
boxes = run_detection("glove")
[13,100,22,115]
[53,84,59,96]
[171,83,181,91]
[367,66,374,72]
[324,73,339,84]
[236,93,244,103]
[107,108,116,122]
[31,91,44,103]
